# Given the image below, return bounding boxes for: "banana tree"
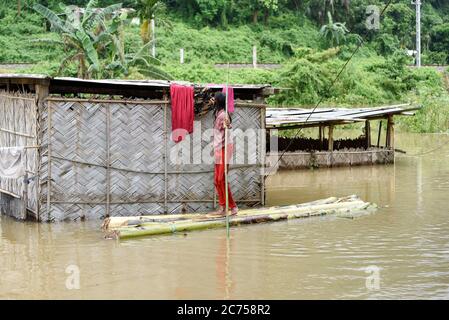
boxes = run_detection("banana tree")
[103,27,173,80]
[33,0,122,79]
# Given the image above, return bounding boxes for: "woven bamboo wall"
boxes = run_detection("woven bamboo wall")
[270,149,394,170]
[38,98,264,221]
[0,91,38,219]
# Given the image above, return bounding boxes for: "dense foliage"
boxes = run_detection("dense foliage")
[0,0,448,132]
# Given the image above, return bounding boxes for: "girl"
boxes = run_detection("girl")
[212,92,238,216]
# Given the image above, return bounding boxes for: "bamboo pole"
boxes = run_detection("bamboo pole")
[49,155,257,175]
[225,63,230,238]
[105,196,377,239]
[164,99,168,214]
[45,97,168,105]
[260,106,266,206]
[0,127,36,138]
[0,93,36,101]
[46,100,53,221]
[35,84,49,221]
[377,120,382,148]
[105,104,111,218]
[103,196,367,230]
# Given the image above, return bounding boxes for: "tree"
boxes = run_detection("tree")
[33,0,123,78]
[251,0,279,24]
[33,0,172,80]
[103,35,172,80]
[320,11,349,47]
[430,23,449,63]
[382,3,414,49]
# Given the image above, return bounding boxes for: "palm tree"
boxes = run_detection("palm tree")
[33,0,122,78]
[320,11,349,47]
[135,0,171,45]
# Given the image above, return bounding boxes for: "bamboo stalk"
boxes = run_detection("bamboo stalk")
[112,203,376,240]
[0,93,36,101]
[102,196,341,229]
[225,62,230,237]
[50,155,257,175]
[46,100,53,221]
[45,97,169,105]
[103,196,378,239]
[105,104,111,217]
[0,127,35,138]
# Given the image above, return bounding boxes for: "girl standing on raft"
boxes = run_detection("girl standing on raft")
[212,92,238,216]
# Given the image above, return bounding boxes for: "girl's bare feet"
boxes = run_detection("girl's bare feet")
[211,206,225,216]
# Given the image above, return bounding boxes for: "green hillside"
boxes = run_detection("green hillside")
[0,0,448,132]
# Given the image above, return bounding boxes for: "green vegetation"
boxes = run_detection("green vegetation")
[0,0,448,132]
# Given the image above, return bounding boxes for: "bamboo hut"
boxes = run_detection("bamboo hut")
[0,74,270,222]
[266,105,420,170]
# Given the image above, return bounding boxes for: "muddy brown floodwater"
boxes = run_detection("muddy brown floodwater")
[1,133,449,299]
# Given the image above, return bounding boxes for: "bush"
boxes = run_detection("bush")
[422,51,448,65]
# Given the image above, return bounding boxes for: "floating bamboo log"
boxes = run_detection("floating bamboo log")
[103,195,377,240]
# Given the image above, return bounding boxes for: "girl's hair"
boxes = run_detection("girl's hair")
[214,92,232,123]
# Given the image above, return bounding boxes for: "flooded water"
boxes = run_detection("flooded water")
[1,133,449,299]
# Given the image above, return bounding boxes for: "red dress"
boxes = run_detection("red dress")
[213,110,237,209]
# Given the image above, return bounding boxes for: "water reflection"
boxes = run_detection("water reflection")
[0,133,449,299]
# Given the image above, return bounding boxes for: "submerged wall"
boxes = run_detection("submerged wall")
[268,149,394,170]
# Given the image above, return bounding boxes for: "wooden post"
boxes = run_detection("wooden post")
[365,120,371,149]
[46,100,52,222]
[328,125,334,151]
[386,115,395,150]
[22,172,28,219]
[377,120,382,148]
[260,106,266,206]
[163,96,169,214]
[105,105,111,218]
[319,126,324,150]
[35,83,49,222]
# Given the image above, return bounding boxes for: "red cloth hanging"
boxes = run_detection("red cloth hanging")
[221,86,235,113]
[170,84,194,143]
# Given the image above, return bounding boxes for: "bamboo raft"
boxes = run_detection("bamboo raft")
[102,195,377,240]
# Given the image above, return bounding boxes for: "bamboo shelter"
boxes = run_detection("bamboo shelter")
[266,105,420,169]
[0,75,270,222]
